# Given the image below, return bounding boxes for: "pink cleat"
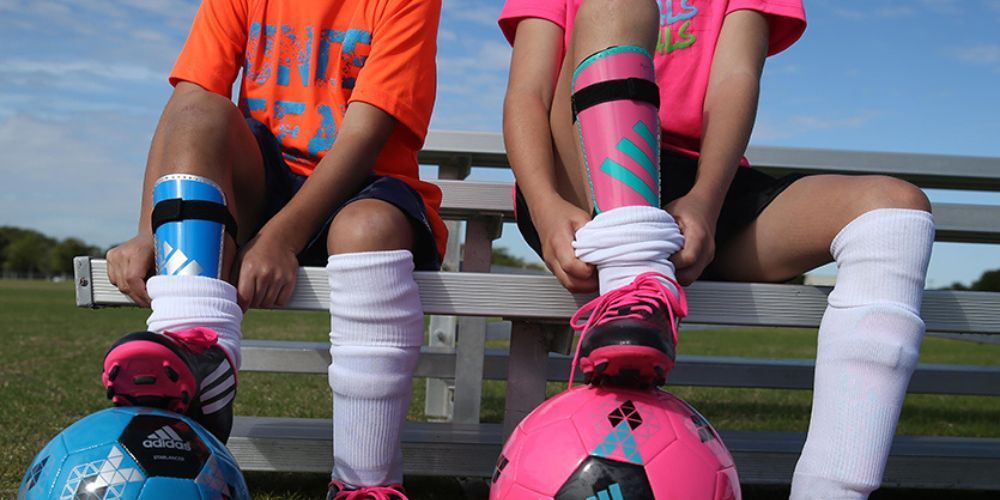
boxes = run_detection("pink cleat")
[102,327,237,441]
[327,481,408,500]
[570,273,687,387]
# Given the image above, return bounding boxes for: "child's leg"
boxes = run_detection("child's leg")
[326,199,422,488]
[103,89,265,442]
[558,0,686,386]
[710,175,933,499]
[570,0,681,294]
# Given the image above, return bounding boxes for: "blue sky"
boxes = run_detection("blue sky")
[1,0,998,287]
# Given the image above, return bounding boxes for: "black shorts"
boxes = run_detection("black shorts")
[246,118,441,270]
[515,149,802,277]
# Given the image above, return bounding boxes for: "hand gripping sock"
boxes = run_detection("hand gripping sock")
[573,45,661,213]
[791,209,934,499]
[327,250,424,487]
[573,206,683,295]
[102,174,242,442]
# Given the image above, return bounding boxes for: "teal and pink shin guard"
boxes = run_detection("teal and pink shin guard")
[572,45,661,213]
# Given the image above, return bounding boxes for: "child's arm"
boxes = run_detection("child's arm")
[236,0,440,309]
[234,103,395,309]
[504,19,596,292]
[668,10,770,284]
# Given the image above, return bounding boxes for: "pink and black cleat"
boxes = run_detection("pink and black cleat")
[102,327,237,442]
[327,481,408,500]
[569,272,688,388]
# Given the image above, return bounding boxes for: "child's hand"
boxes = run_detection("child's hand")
[106,234,155,307]
[233,232,299,310]
[667,194,721,285]
[534,198,597,293]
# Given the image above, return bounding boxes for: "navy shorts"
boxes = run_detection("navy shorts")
[514,149,802,279]
[246,118,441,270]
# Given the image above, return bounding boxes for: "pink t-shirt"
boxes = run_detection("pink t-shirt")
[499,0,806,162]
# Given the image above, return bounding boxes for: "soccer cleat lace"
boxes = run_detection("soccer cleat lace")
[569,272,687,387]
[328,481,408,500]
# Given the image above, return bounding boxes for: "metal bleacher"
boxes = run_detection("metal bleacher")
[74,130,1000,490]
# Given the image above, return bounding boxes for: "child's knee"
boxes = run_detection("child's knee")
[327,198,414,254]
[166,89,244,136]
[854,176,931,214]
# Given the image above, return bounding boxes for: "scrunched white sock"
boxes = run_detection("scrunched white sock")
[327,250,423,487]
[573,205,684,294]
[146,275,243,368]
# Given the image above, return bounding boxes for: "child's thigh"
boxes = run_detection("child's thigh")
[327,198,415,254]
[710,174,930,282]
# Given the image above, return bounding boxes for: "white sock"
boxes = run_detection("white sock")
[327,250,423,487]
[146,275,243,368]
[573,206,684,294]
[791,209,934,499]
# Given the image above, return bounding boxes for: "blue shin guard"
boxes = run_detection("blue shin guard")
[151,174,236,279]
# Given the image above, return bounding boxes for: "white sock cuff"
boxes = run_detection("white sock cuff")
[572,206,683,294]
[147,275,238,302]
[146,275,243,368]
[573,207,682,260]
[828,208,934,312]
[831,208,934,259]
[327,249,416,284]
[576,205,676,228]
[327,249,423,349]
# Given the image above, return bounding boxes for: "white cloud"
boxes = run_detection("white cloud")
[953,44,1000,66]
[832,6,914,20]
[752,112,879,141]
[790,112,879,130]
[442,0,501,26]
[438,40,511,73]
[4,60,161,82]
[0,113,150,246]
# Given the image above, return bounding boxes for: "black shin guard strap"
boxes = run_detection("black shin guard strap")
[571,77,660,123]
[151,199,238,240]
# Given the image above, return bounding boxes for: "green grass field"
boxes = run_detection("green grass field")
[2,279,998,499]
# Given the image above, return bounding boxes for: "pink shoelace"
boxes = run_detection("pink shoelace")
[334,484,408,500]
[163,327,218,354]
[567,272,688,388]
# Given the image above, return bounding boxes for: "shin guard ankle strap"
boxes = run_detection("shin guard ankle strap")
[572,77,659,122]
[152,199,237,240]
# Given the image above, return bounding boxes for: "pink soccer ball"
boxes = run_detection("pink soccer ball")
[490,386,740,499]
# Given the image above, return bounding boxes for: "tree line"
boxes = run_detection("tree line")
[1,224,997,291]
[0,226,104,278]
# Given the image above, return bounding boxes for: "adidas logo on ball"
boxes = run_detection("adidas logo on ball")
[142,425,192,451]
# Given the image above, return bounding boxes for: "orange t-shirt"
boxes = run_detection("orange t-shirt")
[170,0,447,258]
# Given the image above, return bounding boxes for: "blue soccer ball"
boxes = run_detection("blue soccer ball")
[18,407,249,499]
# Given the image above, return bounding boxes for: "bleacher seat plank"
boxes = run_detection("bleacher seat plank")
[433,179,1000,244]
[79,258,1000,335]
[229,416,1000,489]
[239,341,1000,397]
[230,417,501,477]
[422,130,1000,190]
